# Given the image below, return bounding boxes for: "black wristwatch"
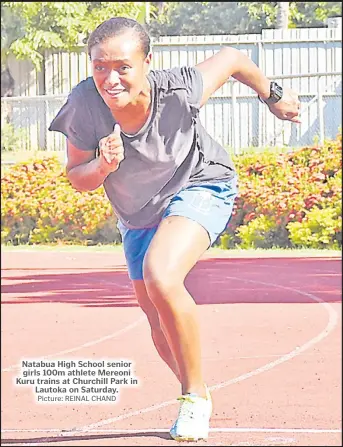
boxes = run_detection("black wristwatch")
[258,81,283,105]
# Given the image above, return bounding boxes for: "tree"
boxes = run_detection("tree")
[148,2,342,36]
[1,2,153,96]
[276,2,290,29]
[1,4,25,96]
[289,2,341,28]
[246,2,342,29]
[148,2,257,36]
[2,2,152,68]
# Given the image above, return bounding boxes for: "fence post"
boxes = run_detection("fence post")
[231,81,239,153]
[258,41,265,148]
[38,57,47,150]
[317,75,325,145]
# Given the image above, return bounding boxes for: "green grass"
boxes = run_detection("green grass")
[1,244,341,258]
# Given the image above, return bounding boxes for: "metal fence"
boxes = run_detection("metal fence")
[1,72,341,155]
[7,28,342,97]
[2,27,341,156]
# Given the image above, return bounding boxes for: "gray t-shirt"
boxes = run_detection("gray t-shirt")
[49,66,236,228]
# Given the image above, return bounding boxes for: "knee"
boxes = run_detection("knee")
[142,259,179,302]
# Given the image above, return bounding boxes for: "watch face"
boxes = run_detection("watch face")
[269,82,283,103]
[258,82,283,105]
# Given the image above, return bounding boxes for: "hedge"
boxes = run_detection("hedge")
[220,133,342,249]
[1,134,341,248]
[1,158,118,245]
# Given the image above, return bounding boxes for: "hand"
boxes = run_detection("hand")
[98,124,125,173]
[268,86,301,123]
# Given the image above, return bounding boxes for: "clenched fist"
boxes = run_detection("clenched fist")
[98,124,125,173]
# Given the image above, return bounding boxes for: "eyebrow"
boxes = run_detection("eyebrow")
[92,58,131,63]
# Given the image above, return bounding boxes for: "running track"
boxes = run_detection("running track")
[1,249,342,446]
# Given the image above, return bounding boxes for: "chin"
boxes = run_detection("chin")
[103,97,127,110]
[109,101,129,111]
[105,93,132,109]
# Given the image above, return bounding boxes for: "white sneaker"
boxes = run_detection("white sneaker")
[169,385,212,442]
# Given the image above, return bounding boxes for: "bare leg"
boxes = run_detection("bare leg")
[143,216,210,398]
[132,280,180,381]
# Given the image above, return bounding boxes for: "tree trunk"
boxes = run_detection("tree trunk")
[1,66,15,97]
[1,65,15,125]
[276,2,290,30]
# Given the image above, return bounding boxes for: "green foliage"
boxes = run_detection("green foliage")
[1,4,25,64]
[289,2,342,27]
[287,206,341,249]
[149,1,342,36]
[149,2,253,36]
[1,2,152,70]
[218,133,342,249]
[0,122,25,152]
[1,135,341,248]
[84,2,153,33]
[1,157,120,245]
[236,214,277,249]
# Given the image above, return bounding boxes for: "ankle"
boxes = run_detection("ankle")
[182,383,207,399]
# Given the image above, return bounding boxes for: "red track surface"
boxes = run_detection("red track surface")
[1,250,342,446]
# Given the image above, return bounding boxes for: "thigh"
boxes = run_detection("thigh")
[143,177,238,283]
[117,220,158,280]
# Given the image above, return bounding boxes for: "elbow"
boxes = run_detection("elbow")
[221,47,245,75]
[66,168,93,192]
[221,46,241,60]
[74,184,93,193]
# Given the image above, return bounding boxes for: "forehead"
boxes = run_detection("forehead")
[90,31,142,61]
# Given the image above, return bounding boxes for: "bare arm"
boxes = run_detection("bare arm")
[196,47,300,123]
[66,141,110,191]
[66,124,124,192]
[196,47,270,106]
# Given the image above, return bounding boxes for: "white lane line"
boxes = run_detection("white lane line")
[1,277,339,441]
[2,279,144,373]
[1,428,341,447]
[210,277,339,391]
[59,277,338,435]
[2,316,145,373]
[1,315,146,373]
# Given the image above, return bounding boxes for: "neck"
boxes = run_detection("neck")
[112,79,152,134]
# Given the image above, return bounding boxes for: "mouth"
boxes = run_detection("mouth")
[104,88,125,98]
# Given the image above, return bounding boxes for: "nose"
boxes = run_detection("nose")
[107,69,120,86]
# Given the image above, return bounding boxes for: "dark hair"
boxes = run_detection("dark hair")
[87,17,151,58]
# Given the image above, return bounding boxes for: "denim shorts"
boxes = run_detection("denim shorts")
[117,176,238,280]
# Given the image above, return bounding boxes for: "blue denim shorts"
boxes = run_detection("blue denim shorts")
[117,176,238,280]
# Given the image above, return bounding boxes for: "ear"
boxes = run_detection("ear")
[144,52,152,72]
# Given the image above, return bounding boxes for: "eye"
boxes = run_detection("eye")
[94,65,105,72]
[119,65,130,73]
